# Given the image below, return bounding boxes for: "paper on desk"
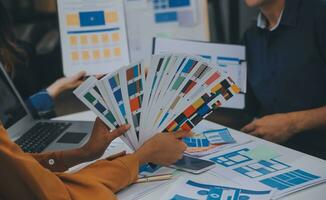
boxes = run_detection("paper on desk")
[184,120,252,157]
[205,141,326,199]
[161,177,273,200]
[243,145,281,161]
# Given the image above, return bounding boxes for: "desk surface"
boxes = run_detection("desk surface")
[55,111,326,200]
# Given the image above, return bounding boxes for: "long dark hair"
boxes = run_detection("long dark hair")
[0,1,25,76]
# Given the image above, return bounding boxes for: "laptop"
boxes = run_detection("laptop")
[0,62,94,153]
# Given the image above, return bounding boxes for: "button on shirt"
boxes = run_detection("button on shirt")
[244,0,326,157]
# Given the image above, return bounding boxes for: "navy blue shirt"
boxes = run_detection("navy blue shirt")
[245,0,326,157]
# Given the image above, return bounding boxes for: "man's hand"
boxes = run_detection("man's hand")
[47,71,86,98]
[241,113,298,143]
[80,118,130,161]
[135,131,193,166]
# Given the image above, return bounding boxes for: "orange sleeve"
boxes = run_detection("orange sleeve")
[0,126,139,200]
[29,151,68,172]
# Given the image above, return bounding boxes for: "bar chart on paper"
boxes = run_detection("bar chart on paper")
[57,0,130,76]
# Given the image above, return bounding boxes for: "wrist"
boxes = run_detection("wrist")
[77,147,94,162]
[134,147,152,166]
[288,112,303,135]
[47,81,63,98]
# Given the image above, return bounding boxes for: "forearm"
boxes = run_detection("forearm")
[31,148,92,172]
[289,106,326,134]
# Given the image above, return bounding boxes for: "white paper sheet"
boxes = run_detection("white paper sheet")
[205,141,326,199]
[57,0,130,76]
[161,177,273,200]
[124,0,209,63]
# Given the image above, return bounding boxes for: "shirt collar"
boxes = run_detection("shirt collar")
[257,10,284,31]
[257,0,301,31]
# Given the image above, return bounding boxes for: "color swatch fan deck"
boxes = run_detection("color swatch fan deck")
[74,54,240,150]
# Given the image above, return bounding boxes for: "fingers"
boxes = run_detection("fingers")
[73,71,87,80]
[94,118,111,132]
[108,124,131,140]
[95,74,106,79]
[248,130,262,137]
[174,131,194,139]
[241,121,256,133]
[179,141,187,151]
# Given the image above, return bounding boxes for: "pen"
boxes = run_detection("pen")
[136,174,173,183]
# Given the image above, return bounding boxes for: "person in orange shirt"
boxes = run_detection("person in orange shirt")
[0,118,191,200]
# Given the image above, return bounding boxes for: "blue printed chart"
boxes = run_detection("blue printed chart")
[163,178,273,200]
[203,128,236,144]
[57,0,130,76]
[206,142,326,199]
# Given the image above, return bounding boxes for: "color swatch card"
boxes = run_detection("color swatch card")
[57,0,130,76]
[154,37,247,109]
[74,54,240,150]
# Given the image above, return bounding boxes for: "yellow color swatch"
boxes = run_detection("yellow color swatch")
[114,47,121,57]
[101,34,110,43]
[231,84,241,93]
[193,98,205,109]
[71,51,79,61]
[80,35,88,45]
[103,49,111,58]
[106,11,118,23]
[167,123,177,132]
[91,35,99,45]
[211,83,222,93]
[112,32,120,42]
[66,14,79,26]
[82,51,90,61]
[69,36,78,46]
[92,50,101,60]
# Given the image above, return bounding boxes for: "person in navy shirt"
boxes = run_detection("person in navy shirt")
[242,0,326,159]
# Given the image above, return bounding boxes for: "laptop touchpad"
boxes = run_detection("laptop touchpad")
[57,132,87,144]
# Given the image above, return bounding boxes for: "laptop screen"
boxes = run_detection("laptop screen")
[0,66,28,129]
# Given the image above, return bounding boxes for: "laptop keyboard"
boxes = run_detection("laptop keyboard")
[15,122,71,153]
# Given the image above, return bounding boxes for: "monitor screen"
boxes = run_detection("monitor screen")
[0,67,27,129]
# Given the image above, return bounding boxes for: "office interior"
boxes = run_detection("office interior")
[0,0,258,130]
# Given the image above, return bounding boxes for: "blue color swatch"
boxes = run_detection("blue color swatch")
[79,11,105,27]
[155,12,178,23]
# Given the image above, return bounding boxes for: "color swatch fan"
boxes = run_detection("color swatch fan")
[74,54,240,150]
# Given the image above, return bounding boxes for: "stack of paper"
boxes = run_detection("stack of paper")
[74,54,240,150]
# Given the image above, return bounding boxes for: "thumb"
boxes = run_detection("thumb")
[72,71,86,81]
[174,131,194,139]
[241,121,256,133]
[107,124,131,140]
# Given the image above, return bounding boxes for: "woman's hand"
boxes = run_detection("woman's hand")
[80,118,130,162]
[134,131,193,166]
[47,71,86,98]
